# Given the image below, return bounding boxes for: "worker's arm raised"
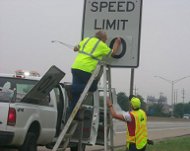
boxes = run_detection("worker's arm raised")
[107,97,125,121]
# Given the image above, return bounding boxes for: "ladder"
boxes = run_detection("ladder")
[52,63,104,151]
[102,65,114,151]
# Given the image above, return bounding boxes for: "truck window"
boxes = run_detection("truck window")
[83,93,94,106]
[52,86,64,109]
[53,87,61,103]
[0,87,14,102]
[98,91,109,108]
[0,77,38,103]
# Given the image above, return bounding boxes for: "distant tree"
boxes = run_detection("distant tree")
[183,102,190,114]
[117,92,129,111]
[116,93,147,112]
[174,102,190,118]
[174,103,184,118]
[148,103,164,116]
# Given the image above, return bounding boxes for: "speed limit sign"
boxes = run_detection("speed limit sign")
[82,0,143,68]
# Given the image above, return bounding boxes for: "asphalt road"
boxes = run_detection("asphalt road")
[81,117,190,151]
[2,117,190,151]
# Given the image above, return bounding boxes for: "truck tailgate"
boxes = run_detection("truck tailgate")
[0,102,9,130]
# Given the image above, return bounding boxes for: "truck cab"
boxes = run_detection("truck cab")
[0,66,66,151]
[0,66,116,151]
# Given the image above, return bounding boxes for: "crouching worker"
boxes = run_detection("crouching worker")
[107,95,153,151]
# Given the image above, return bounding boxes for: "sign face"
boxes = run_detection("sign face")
[21,65,65,103]
[82,0,143,68]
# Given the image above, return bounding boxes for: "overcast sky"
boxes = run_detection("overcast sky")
[1,0,190,105]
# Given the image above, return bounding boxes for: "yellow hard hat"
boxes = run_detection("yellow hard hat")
[130,97,141,109]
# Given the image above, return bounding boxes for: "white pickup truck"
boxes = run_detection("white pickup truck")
[0,66,113,151]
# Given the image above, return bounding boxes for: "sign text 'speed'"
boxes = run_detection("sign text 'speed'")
[90,1,135,12]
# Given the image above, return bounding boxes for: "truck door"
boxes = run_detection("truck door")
[18,66,65,141]
[0,103,9,130]
[71,91,100,145]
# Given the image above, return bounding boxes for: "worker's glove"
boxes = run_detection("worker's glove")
[74,45,80,52]
[147,139,154,145]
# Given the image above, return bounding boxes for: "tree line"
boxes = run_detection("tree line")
[116,92,190,118]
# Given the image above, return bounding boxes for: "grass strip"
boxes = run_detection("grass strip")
[116,135,190,151]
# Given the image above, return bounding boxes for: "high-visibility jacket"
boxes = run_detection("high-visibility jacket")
[72,37,111,73]
[126,109,148,149]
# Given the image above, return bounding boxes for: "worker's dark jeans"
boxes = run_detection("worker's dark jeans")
[127,143,146,151]
[69,69,98,112]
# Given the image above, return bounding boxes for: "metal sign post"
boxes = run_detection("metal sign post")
[130,68,135,95]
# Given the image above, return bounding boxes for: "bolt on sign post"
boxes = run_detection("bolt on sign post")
[82,0,143,68]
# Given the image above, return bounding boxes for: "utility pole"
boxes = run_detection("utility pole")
[182,88,185,116]
[182,88,185,104]
[154,75,190,117]
[174,90,178,104]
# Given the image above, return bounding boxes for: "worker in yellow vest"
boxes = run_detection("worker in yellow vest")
[70,31,121,111]
[107,95,153,151]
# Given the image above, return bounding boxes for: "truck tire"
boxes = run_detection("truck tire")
[70,144,86,151]
[19,132,37,151]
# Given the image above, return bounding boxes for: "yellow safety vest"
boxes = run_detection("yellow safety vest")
[72,37,111,73]
[126,109,148,149]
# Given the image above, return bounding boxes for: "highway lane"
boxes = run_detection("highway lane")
[85,118,190,151]
[148,121,190,131]
[2,118,190,151]
[116,119,190,132]
[38,119,190,150]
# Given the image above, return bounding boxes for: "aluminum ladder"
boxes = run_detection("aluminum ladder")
[52,63,104,151]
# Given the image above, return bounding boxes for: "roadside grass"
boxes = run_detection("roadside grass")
[116,135,190,151]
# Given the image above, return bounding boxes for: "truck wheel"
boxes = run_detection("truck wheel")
[19,132,37,151]
[70,144,86,151]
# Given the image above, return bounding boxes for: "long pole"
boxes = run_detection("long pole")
[130,68,135,95]
[171,82,174,117]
